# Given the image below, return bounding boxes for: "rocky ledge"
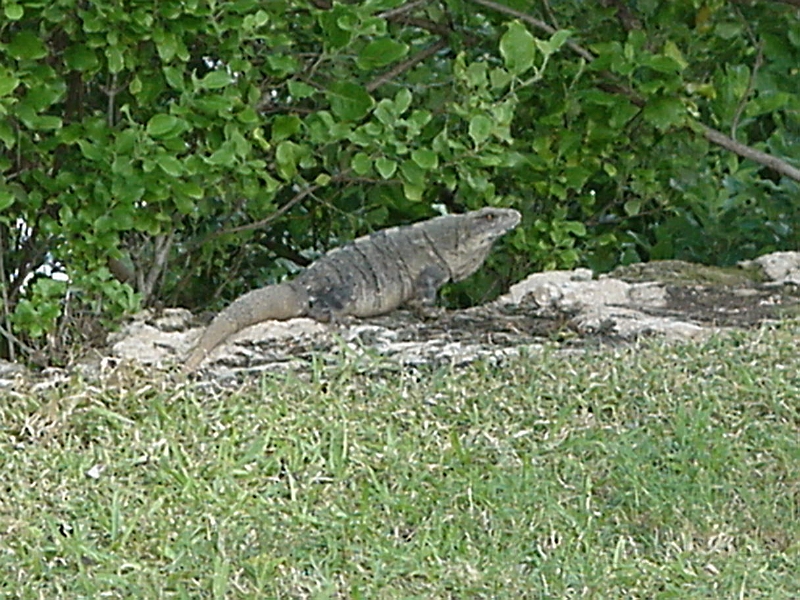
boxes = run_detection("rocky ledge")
[98,251,800,378]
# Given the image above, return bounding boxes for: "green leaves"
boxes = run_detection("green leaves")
[271,115,302,142]
[199,71,232,90]
[157,155,184,177]
[288,80,316,99]
[643,97,686,131]
[500,23,570,76]
[0,187,15,212]
[10,278,67,338]
[64,46,99,72]
[375,157,397,179]
[275,141,300,179]
[318,5,354,49]
[469,115,493,147]
[411,149,438,170]
[146,114,184,139]
[357,38,408,69]
[155,32,178,62]
[4,3,23,20]
[0,68,20,96]
[536,29,571,58]
[352,152,372,176]
[8,31,48,60]
[207,143,237,167]
[500,21,535,75]
[105,46,124,73]
[327,82,373,121]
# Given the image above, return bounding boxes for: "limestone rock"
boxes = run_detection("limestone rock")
[97,251,799,376]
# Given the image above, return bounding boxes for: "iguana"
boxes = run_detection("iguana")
[183,207,521,371]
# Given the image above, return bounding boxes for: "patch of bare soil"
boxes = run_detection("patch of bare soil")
[661,284,798,326]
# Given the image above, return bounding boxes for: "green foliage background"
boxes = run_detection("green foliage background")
[1,0,798,359]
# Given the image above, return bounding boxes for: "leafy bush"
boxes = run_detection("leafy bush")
[1,0,798,361]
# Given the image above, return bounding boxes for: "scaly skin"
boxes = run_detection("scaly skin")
[183,207,521,372]
[183,283,307,372]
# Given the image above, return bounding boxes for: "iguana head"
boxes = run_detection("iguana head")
[445,207,521,281]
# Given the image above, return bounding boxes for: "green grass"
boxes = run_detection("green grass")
[1,324,798,598]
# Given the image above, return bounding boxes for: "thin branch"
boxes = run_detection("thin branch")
[390,16,455,37]
[469,0,595,62]
[0,224,14,361]
[602,0,642,31]
[0,321,37,358]
[540,0,560,30]
[305,1,461,92]
[734,0,800,7]
[699,123,800,181]
[100,72,127,128]
[213,171,354,238]
[378,0,431,19]
[366,39,450,92]
[177,174,399,300]
[141,231,175,304]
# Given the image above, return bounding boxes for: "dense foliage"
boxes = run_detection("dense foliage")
[1,0,798,360]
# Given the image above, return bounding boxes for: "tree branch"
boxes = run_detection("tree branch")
[388,15,455,38]
[366,39,450,92]
[601,0,642,31]
[699,124,800,181]
[212,171,355,239]
[377,0,431,19]
[733,0,800,7]
[140,231,175,305]
[468,0,595,62]
[0,224,15,361]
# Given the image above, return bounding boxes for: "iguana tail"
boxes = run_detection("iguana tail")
[183,282,309,372]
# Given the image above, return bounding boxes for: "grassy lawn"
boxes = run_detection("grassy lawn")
[1,323,798,598]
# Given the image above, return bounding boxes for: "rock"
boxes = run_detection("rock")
[99,250,800,375]
[152,308,195,332]
[0,359,30,388]
[740,251,800,285]
[499,270,634,312]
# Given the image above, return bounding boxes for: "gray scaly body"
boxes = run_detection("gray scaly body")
[184,207,521,371]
